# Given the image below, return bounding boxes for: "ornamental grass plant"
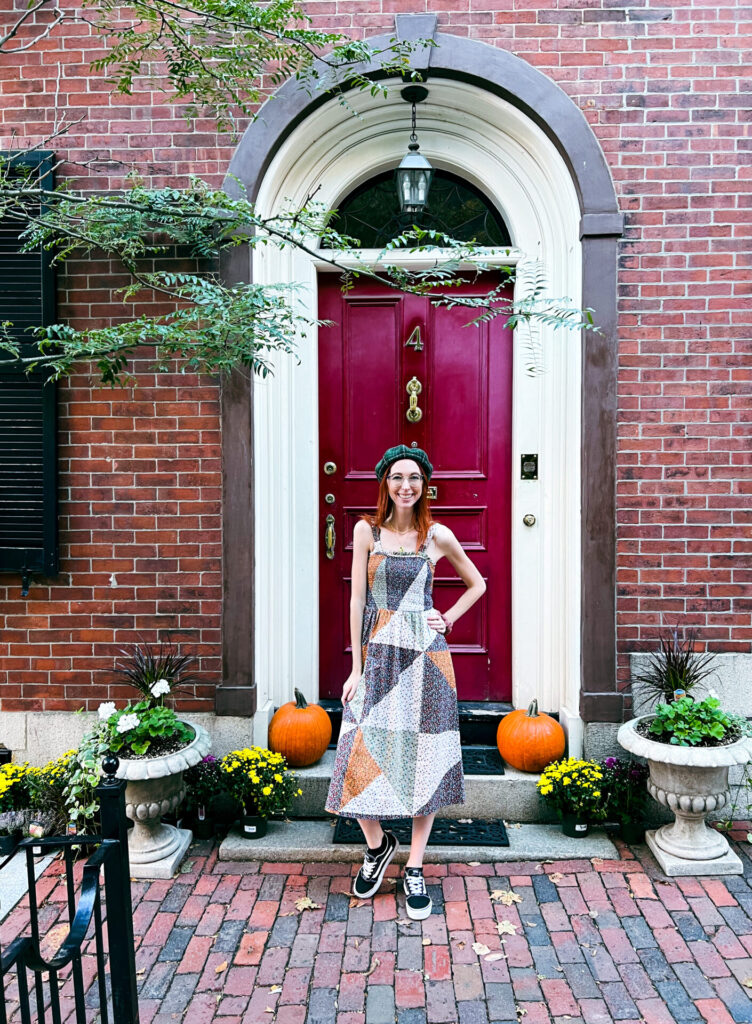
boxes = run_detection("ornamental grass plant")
[92,638,196,758]
[632,626,718,712]
[536,757,606,821]
[219,747,303,819]
[114,637,195,702]
[630,627,749,749]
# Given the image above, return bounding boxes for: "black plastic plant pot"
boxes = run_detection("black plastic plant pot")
[241,815,267,840]
[193,817,214,840]
[215,792,241,824]
[620,821,645,844]
[561,815,589,839]
[0,832,19,856]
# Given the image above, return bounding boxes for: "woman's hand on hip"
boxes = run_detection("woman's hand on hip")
[427,608,447,633]
[341,672,362,704]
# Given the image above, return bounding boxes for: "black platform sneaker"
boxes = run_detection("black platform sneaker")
[352,830,399,899]
[403,866,432,920]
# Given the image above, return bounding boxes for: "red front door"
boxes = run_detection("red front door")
[318,273,512,702]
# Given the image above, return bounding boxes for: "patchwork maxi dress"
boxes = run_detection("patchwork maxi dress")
[325,523,466,820]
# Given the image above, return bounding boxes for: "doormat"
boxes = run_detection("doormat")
[462,745,505,776]
[333,816,509,847]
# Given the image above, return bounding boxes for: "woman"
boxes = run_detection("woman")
[325,444,486,920]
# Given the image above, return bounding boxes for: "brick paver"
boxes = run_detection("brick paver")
[5,837,752,1022]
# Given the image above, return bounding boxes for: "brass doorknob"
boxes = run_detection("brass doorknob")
[523,514,536,527]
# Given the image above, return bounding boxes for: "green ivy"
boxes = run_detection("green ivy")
[64,721,112,834]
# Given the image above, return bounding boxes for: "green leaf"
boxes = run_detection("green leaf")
[0,170,596,385]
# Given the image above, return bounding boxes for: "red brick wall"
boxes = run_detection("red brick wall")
[1,0,750,713]
[0,1,237,712]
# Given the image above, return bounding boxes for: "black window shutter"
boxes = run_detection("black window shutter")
[0,151,58,581]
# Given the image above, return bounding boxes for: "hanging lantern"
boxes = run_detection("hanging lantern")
[395,85,433,216]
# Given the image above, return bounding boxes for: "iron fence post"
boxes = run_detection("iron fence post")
[97,755,140,1024]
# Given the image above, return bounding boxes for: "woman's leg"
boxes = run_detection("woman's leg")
[358,818,385,848]
[407,812,436,867]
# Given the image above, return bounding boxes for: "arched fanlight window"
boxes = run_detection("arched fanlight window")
[331,170,511,249]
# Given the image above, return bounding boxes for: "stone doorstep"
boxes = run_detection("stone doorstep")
[290,749,554,823]
[218,818,619,862]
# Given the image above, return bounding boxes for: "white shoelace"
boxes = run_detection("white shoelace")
[404,871,426,897]
[360,853,379,879]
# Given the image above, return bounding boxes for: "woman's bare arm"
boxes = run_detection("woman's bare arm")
[433,524,486,625]
[348,519,371,676]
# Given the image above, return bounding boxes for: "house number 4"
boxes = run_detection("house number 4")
[405,326,423,351]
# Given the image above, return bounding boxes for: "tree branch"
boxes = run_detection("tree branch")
[0,0,65,53]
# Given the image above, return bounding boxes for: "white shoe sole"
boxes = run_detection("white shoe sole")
[352,835,399,899]
[403,875,433,920]
[404,898,432,920]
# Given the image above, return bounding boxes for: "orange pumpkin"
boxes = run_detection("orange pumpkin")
[268,688,333,767]
[496,698,566,773]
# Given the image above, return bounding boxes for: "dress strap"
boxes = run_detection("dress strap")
[419,523,436,554]
[370,523,381,548]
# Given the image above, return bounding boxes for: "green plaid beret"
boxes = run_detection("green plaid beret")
[375,444,433,482]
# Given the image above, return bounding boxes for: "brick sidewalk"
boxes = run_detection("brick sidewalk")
[4,834,752,1024]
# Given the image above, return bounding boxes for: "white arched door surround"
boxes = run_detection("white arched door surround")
[244,78,585,753]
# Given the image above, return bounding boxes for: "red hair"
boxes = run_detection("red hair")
[361,467,434,552]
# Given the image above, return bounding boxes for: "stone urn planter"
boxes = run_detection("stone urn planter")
[116,721,211,879]
[618,717,752,876]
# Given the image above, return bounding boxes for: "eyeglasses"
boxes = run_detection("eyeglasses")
[387,474,423,486]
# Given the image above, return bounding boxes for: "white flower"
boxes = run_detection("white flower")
[116,713,140,735]
[98,702,116,721]
[150,678,171,698]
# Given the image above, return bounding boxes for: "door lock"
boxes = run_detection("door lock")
[323,462,337,475]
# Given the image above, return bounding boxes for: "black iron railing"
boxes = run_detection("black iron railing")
[1,759,140,1024]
